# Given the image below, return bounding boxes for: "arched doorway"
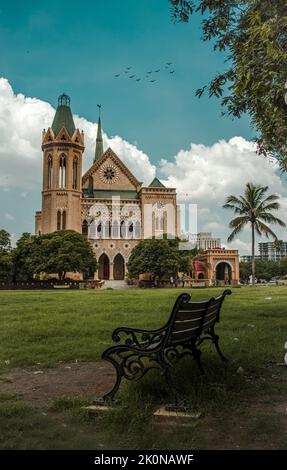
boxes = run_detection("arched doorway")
[198,272,205,280]
[215,262,232,285]
[98,253,110,280]
[114,254,125,280]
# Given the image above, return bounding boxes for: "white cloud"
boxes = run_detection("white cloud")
[4,212,15,221]
[0,77,155,190]
[160,138,287,252]
[0,77,286,254]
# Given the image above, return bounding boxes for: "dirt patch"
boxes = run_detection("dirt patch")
[0,361,116,407]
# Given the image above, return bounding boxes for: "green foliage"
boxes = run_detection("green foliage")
[0,229,11,253]
[169,0,287,164]
[35,230,98,280]
[127,238,191,279]
[11,230,98,281]
[240,257,287,280]
[223,182,285,285]
[224,183,285,242]
[12,233,39,281]
[0,230,13,281]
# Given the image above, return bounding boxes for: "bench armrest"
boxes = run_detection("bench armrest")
[111,325,168,349]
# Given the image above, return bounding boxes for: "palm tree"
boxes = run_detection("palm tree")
[223,183,286,286]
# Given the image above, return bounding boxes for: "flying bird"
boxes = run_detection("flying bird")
[147,71,152,74]
[114,74,120,77]
[170,70,175,74]
[136,78,141,81]
[166,62,172,65]
[155,69,160,72]
[129,75,135,78]
[150,80,156,83]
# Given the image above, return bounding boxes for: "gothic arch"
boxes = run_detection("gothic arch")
[58,154,67,189]
[98,253,110,280]
[113,253,125,280]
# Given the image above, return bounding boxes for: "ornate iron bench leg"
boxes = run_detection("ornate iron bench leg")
[210,327,228,362]
[190,343,204,375]
[101,363,123,401]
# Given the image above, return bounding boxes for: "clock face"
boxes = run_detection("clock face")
[100,165,119,184]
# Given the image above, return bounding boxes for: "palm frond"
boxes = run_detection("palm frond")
[254,221,278,239]
[227,222,246,242]
[258,213,286,227]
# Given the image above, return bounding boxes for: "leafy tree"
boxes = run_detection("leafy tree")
[223,183,285,286]
[240,259,281,281]
[169,0,287,164]
[0,229,11,253]
[128,238,191,280]
[0,230,13,281]
[36,231,98,280]
[12,233,39,281]
[13,231,98,281]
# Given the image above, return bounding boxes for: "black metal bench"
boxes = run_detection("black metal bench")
[100,289,232,402]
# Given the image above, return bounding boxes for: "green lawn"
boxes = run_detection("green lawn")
[0,287,286,449]
[0,287,286,370]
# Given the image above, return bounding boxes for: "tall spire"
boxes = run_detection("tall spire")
[94,104,104,162]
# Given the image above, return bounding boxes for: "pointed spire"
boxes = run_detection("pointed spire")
[94,104,104,162]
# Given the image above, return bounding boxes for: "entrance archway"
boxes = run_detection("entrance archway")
[113,253,125,280]
[98,253,110,280]
[215,262,232,284]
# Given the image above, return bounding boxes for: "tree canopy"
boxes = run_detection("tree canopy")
[169,0,287,166]
[127,238,191,280]
[0,230,13,281]
[34,230,98,280]
[0,230,98,282]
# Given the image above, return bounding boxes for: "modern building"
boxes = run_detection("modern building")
[240,255,261,263]
[190,232,221,250]
[258,241,287,261]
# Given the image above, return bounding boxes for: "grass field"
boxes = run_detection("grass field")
[0,287,286,449]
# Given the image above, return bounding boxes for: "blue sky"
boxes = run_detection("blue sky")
[0,0,252,162]
[1,0,286,254]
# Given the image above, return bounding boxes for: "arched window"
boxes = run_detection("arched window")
[156,216,163,231]
[96,222,103,239]
[62,210,66,230]
[120,221,126,239]
[82,220,88,238]
[72,157,78,190]
[112,221,120,239]
[47,155,53,189]
[59,155,66,188]
[135,221,141,239]
[57,210,61,230]
[127,222,134,239]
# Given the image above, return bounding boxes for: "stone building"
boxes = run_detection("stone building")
[35,94,180,281]
[196,248,240,286]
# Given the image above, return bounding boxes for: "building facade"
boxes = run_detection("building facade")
[258,241,287,261]
[35,94,239,285]
[190,232,221,250]
[35,94,180,281]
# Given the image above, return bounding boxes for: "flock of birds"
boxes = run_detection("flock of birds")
[113,62,175,84]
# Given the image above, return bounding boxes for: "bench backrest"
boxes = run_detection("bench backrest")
[165,290,231,346]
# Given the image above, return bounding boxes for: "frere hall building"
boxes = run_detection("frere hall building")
[35,94,239,285]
